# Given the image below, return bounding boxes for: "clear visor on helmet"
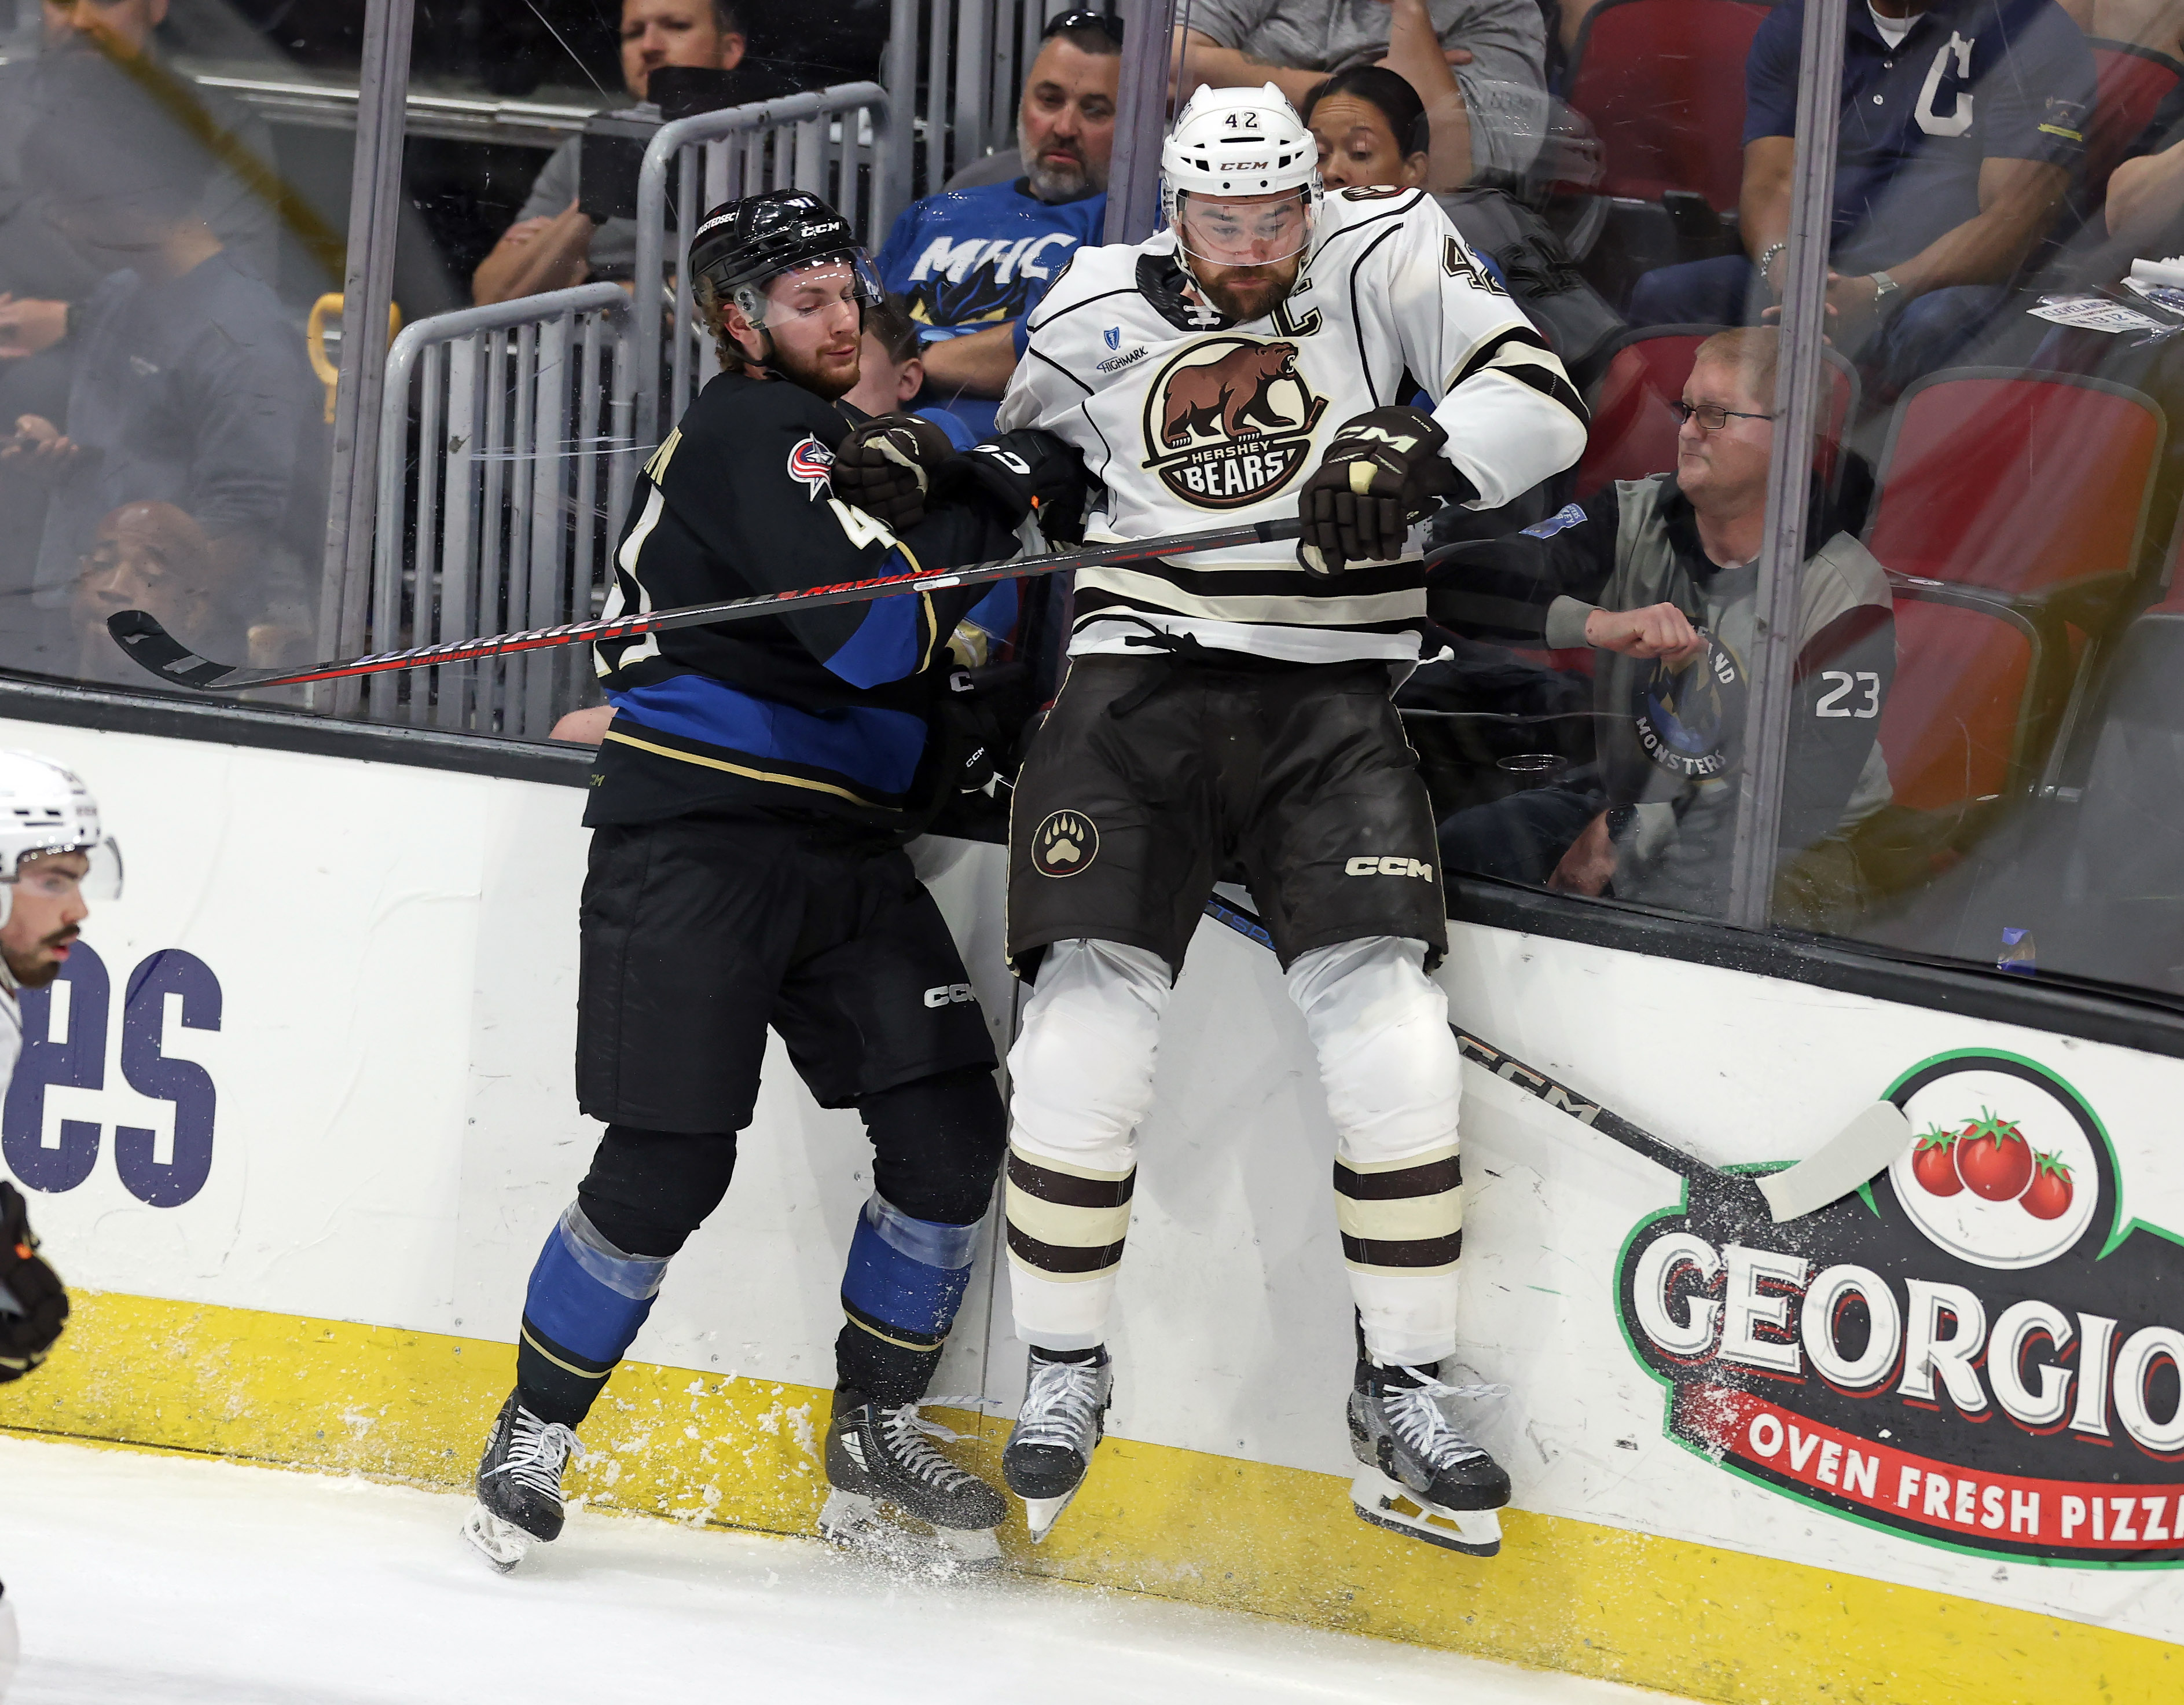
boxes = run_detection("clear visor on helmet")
[731,251,884,331]
[5,837,123,904]
[1174,189,1315,270]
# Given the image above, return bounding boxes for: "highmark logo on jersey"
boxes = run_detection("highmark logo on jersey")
[1616,1051,2184,1564]
[1140,336,1328,508]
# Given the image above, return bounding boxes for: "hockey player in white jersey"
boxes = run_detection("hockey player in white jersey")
[835,83,1587,1556]
[0,750,120,1698]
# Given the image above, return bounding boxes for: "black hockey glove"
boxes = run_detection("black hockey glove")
[832,412,962,533]
[1297,406,1475,578]
[0,1182,67,1383]
[949,430,1091,544]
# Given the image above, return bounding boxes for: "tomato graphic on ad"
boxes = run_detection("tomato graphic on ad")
[1911,1128,1963,1197]
[2021,1150,2075,1220]
[1953,1111,2033,1201]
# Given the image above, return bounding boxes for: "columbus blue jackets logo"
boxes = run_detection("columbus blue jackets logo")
[1140,336,1330,509]
[787,436,834,500]
[1634,632,1745,780]
[1031,810,1097,877]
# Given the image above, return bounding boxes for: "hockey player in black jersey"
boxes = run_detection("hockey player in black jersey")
[834,85,1590,1557]
[463,190,1064,1574]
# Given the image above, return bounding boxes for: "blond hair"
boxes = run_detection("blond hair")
[1691,326,1779,414]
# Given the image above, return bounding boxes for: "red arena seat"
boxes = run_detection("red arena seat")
[1878,590,2042,811]
[1564,0,1775,211]
[2087,41,2184,202]
[1864,371,2164,601]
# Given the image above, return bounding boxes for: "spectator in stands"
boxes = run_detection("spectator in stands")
[1627,0,2094,399]
[1174,0,1550,177]
[0,0,280,354]
[2107,76,2184,243]
[1426,329,1895,917]
[473,0,775,306]
[873,10,1118,435]
[1304,63,1462,192]
[1,75,321,680]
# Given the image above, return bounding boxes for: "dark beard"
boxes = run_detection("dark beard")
[4,927,77,989]
[1197,269,1293,323]
[769,338,860,402]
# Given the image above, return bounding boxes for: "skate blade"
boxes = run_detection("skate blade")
[461,1502,532,1574]
[1020,1488,1080,1545]
[1349,1469,1503,1558]
[816,1489,1003,1575]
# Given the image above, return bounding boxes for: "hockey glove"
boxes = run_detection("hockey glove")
[0,1183,67,1383]
[1297,406,1474,577]
[949,430,1091,544]
[832,412,962,533]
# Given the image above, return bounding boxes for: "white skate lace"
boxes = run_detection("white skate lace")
[878,1402,983,1492]
[485,1406,580,1501]
[1014,1357,1105,1452]
[1385,1371,1509,1470]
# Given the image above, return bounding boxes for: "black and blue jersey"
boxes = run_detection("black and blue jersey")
[586,373,1021,829]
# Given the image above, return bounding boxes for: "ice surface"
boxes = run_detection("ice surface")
[0,1435,1688,1704]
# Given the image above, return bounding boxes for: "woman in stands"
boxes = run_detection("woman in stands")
[1301,56,1470,196]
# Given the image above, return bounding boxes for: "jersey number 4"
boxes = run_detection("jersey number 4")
[1443,237,1507,296]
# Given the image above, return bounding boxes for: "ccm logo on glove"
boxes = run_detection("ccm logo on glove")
[1346,856,1434,879]
[923,983,978,1009]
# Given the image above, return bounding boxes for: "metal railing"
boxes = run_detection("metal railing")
[895,0,1085,192]
[368,283,636,738]
[630,82,895,445]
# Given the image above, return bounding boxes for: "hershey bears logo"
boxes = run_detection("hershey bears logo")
[1140,336,1330,508]
[1031,810,1097,877]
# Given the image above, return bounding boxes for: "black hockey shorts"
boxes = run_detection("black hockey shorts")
[1006,655,1448,977]
[577,815,999,1132]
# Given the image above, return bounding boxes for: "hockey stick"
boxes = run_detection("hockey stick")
[1198,894,1908,1222]
[105,519,1305,696]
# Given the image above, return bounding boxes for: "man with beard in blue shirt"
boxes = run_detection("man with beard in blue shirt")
[874,10,1118,435]
[1628,0,2094,398]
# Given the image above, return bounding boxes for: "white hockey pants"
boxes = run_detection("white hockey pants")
[1004,935,1463,1366]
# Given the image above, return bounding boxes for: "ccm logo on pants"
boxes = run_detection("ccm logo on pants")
[1346,856,1434,879]
[924,983,978,1009]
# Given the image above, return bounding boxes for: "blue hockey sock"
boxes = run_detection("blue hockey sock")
[515,1203,672,1425]
[838,1192,981,1369]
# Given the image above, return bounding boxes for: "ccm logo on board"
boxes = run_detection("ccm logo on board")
[2,941,221,1208]
[1346,856,1434,879]
[923,983,977,1009]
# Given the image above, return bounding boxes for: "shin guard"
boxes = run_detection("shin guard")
[837,1193,983,1402]
[516,1202,671,1425]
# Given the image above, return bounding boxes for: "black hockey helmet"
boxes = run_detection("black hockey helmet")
[687,188,882,329]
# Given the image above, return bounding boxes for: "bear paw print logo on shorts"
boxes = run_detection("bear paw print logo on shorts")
[1032,810,1097,877]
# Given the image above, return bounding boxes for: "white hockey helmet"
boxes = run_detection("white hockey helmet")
[1161,83,1323,276]
[0,750,121,926]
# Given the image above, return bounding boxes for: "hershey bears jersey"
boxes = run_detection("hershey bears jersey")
[997,186,1588,663]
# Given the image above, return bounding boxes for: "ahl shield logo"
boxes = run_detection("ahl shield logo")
[1031,811,1097,877]
[1617,1051,2184,1564]
[1140,336,1328,508]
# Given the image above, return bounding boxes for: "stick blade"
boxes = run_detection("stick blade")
[107,610,284,692]
[1759,1101,1913,1222]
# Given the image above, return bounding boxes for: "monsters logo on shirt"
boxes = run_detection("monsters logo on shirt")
[1140,336,1330,509]
[787,435,835,500]
[1634,632,1746,780]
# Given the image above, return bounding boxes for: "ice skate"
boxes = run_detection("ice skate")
[1348,1360,1510,1558]
[818,1390,1007,1571]
[1002,1348,1111,1542]
[463,1392,581,1573]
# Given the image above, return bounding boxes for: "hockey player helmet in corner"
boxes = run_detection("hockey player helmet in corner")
[0,750,119,974]
[686,188,886,399]
[1159,83,1322,324]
